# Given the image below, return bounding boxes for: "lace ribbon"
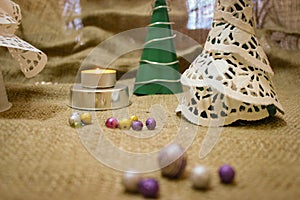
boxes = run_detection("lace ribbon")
[0,0,47,78]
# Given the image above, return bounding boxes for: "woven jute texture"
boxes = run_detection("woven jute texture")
[0,1,300,199]
[0,56,300,200]
[258,0,300,34]
[257,0,300,61]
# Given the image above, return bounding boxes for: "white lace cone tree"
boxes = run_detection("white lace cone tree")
[0,0,47,78]
[176,0,284,127]
[0,0,47,113]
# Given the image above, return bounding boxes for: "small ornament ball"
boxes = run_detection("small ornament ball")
[105,117,119,129]
[122,171,142,193]
[219,164,235,184]
[158,143,187,179]
[138,178,159,198]
[130,115,139,122]
[145,117,156,130]
[80,112,92,124]
[190,165,211,190]
[131,120,143,131]
[118,118,132,130]
[69,112,82,128]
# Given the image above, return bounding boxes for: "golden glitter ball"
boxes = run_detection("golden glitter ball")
[118,118,132,130]
[80,112,92,124]
[130,115,139,122]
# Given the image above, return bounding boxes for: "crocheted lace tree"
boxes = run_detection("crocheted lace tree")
[177,0,284,127]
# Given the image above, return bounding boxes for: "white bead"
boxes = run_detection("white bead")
[121,171,142,193]
[158,143,187,178]
[69,112,82,128]
[190,165,211,189]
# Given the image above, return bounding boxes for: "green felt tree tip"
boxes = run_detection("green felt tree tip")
[134,0,182,95]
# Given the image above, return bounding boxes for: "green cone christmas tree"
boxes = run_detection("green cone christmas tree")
[134,0,182,95]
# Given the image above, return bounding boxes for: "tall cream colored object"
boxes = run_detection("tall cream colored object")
[0,69,11,112]
[177,0,284,127]
[0,0,47,112]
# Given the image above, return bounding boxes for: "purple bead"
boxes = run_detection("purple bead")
[146,118,156,130]
[105,117,118,129]
[219,164,235,184]
[138,178,159,198]
[131,120,143,131]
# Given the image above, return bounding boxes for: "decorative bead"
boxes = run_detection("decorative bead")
[73,122,83,128]
[130,115,139,122]
[131,120,143,131]
[69,112,82,128]
[145,117,156,130]
[121,171,142,193]
[219,164,235,184]
[118,118,132,130]
[190,165,211,190]
[138,178,159,198]
[80,112,92,124]
[158,143,187,179]
[105,117,119,129]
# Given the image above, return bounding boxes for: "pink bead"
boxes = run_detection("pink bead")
[105,117,118,129]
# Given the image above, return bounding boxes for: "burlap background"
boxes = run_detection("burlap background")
[0,57,300,200]
[0,0,300,199]
[256,0,300,63]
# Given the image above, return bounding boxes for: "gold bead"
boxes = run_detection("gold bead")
[130,115,139,122]
[118,118,132,130]
[80,112,92,124]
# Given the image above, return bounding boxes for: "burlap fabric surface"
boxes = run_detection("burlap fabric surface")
[257,0,300,63]
[1,0,300,199]
[1,57,300,200]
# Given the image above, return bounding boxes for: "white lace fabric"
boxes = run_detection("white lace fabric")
[177,0,284,127]
[0,0,47,78]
